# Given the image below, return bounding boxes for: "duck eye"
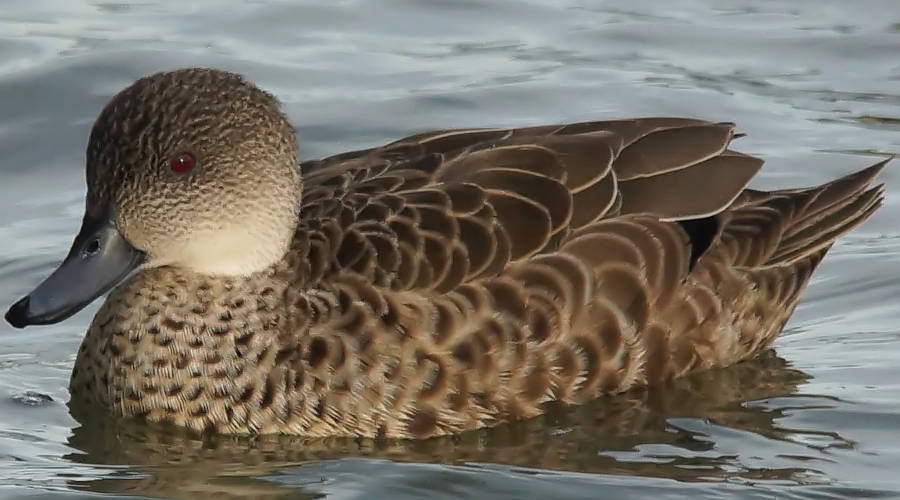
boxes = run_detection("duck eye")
[169,152,195,173]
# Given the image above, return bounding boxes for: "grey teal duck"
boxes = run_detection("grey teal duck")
[5,68,888,438]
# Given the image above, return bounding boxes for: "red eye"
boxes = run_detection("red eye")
[170,152,195,173]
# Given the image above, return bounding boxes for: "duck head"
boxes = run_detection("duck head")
[6,68,302,327]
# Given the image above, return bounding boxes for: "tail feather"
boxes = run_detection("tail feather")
[771,185,883,264]
[786,159,886,217]
[723,158,888,268]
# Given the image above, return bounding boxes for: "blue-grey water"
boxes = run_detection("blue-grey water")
[1,1,899,499]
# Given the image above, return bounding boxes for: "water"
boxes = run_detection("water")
[0,0,898,498]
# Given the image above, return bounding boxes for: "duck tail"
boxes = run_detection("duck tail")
[718,158,888,269]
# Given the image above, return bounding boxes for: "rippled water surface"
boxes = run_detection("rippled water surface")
[1,1,899,498]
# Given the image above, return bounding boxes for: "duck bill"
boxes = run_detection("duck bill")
[5,213,145,328]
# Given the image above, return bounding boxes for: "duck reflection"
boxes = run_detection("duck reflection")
[63,350,850,499]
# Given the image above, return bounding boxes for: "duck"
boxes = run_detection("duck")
[4,68,888,438]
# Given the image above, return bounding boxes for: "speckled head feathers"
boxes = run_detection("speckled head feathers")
[87,68,303,275]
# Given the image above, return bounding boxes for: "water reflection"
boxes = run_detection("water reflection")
[62,350,847,499]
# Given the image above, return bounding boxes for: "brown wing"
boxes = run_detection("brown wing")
[298,118,763,291]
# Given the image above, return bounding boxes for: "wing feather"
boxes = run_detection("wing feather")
[300,118,764,289]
